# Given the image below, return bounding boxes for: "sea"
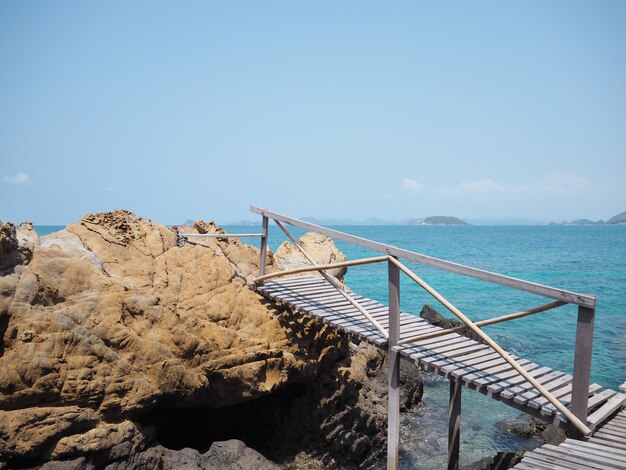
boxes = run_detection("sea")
[35,223,626,468]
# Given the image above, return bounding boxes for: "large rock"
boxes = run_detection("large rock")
[420,304,486,344]
[42,439,281,470]
[274,232,347,280]
[0,221,34,273]
[0,211,350,467]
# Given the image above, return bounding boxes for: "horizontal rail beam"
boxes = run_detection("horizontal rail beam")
[180,233,263,238]
[249,206,595,308]
[397,300,566,345]
[253,256,389,283]
[388,256,592,436]
[272,219,388,339]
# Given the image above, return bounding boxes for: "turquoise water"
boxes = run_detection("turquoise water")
[35,224,626,466]
[226,223,626,467]
[34,225,66,236]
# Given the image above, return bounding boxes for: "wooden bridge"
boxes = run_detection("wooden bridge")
[182,206,626,469]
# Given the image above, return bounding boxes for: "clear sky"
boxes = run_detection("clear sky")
[1,1,625,224]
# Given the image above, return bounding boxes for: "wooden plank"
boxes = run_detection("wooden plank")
[266,285,345,297]
[255,255,389,283]
[586,389,618,411]
[604,422,626,433]
[571,306,595,431]
[588,393,626,428]
[514,458,562,470]
[387,259,400,470]
[182,232,264,238]
[499,370,564,400]
[262,276,324,288]
[472,362,542,390]
[594,427,625,439]
[522,454,583,470]
[423,347,498,375]
[514,375,572,406]
[535,444,626,469]
[601,422,626,434]
[462,360,528,387]
[448,379,461,470]
[259,215,268,275]
[412,343,491,365]
[534,445,620,469]
[440,351,503,375]
[590,434,626,448]
[450,356,510,381]
[250,206,596,308]
[539,384,604,415]
[561,438,626,458]
[487,366,553,395]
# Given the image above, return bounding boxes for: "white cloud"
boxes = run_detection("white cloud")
[539,172,591,195]
[402,177,425,193]
[461,178,503,193]
[4,173,30,184]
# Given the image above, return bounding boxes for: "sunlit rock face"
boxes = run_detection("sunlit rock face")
[0,211,366,467]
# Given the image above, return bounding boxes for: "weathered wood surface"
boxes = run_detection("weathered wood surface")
[513,409,626,469]
[181,233,263,238]
[255,276,613,432]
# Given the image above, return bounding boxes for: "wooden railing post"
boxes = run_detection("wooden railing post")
[448,379,462,470]
[571,305,595,436]
[259,216,269,276]
[387,257,400,470]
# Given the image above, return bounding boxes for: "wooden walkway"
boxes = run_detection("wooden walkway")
[255,275,623,429]
[513,408,626,469]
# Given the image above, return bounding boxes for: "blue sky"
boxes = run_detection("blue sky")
[1,1,625,224]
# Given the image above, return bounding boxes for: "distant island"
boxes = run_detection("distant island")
[550,210,626,226]
[407,216,469,226]
[222,211,625,227]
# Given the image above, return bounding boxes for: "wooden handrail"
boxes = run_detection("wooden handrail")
[180,233,263,238]
[251,207,595,435]
[253,256,389,283]
[249,206,595,308]
[272,220,389,340]
[397,300,567,345]
[387,256,592,436]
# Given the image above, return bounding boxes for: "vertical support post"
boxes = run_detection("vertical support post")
[259,216,269,276]
[387,257,400,470]
[448,379,461,470]
[571,305,595,437]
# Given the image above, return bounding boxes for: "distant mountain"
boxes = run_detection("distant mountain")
[409,216,469,226]
[227,219,261,226]
[550,210,626,226]
[465,217,551,225]
[301,216,395,225]
[607,211,626,225]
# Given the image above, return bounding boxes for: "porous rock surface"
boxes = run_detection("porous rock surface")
[274,232,347,279]
[0,211,410,469]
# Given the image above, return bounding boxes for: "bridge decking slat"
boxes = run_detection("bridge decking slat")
[255,277,614,437]
[534,445,624,469]
[471,362,541,390]
[588,394,626,428]
[561,439,626,457]
[513,375,573,406]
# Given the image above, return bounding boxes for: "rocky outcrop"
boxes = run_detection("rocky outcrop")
[40,439,281,470]
[0,211,412,469]
[0,222,34,273]
[274,233,347,280]
[420,304,486,344]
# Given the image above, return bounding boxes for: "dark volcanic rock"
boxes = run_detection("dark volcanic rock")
[41,440,280,470]
[420,304,486,344]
